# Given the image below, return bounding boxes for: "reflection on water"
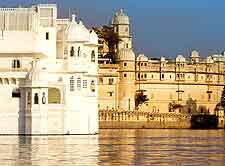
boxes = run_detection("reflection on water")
[0,129,224,166]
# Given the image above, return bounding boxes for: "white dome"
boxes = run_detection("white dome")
[112,9,129,25]
[117,48,135,61]
[176,55,186,62]
[65,15,90,42]
[137,54,148,61]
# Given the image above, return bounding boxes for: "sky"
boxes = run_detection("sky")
[1,0,225,58]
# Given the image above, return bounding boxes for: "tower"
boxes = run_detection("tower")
[112,9,132,52]
[117,48,136,111]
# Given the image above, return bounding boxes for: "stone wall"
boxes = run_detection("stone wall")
[99,110,225,129]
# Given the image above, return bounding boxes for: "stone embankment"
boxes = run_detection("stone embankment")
[99,110,225,129]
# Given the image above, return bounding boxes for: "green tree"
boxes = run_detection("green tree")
[93,25,121,63]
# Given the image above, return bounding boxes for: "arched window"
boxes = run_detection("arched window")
[91,50,95,62]
[4,78,9,84]
[70,46,74,57]
[34,93,39,104]
[77,46,81,57]
[42,92,46,104]
[70,76,75,91]
[0,78,2,84]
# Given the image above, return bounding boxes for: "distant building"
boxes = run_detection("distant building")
[0,4,99,134]
[98,9,225,114]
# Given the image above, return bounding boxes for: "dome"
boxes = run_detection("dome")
[65,14,90,42]
[176,55,186,62]
[117,48,135,61]
[191,50,200,58]
[112,9,129,25]
[137,54,148,61]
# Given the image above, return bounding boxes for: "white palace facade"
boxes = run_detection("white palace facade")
[0,4,99,134]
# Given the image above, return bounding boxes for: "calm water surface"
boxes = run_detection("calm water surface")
[0,129,224,166]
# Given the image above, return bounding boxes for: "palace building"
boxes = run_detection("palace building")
[98,9,225,114]
[0,4,99,134]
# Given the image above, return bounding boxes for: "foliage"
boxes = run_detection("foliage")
[93,25,121,63]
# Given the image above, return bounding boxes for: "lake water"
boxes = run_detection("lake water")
[0,129,224,166]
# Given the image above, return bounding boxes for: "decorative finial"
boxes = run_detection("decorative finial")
[120,9,123,14]
[72,14,76,22]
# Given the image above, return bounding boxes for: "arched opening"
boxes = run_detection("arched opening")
[77,46,80,57]
[0,78,2,84]
[4,78,9,84]
[70,46,74,57]
[48,88,61,104]
[34,93,39,104]
[42,92,46,104]
[91,50,95,62]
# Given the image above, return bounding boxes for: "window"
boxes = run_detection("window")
[108,92,113,97]
[161,74,164,79]
[46,32,49,40]
[91,50,95,62]
[77,78,81,90]
[145,63,147,66]
[12,60,20,69]
[34,93,39,104]
[70,76,75,91]
[208,93,211,101]
[124,62,127,67]
[124,73,127,78]
[99,77,103,84]
[42,92,46,104]
[170,75,172,79]
[77,46,81,57]
[91,80,95,92]
[83,80,87,88]
[151,75,154,79]
[109,78,114,85]
[138,73,140,79]
[144,74,147,78]
[126,43,129,48]
[70,47,74,57]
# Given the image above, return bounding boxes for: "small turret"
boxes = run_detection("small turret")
[112,9,132,51]
[191,50,200,63]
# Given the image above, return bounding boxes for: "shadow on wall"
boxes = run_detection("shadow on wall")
[190,114,218,129]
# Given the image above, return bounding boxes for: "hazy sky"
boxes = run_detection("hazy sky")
[1,0,225,58]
